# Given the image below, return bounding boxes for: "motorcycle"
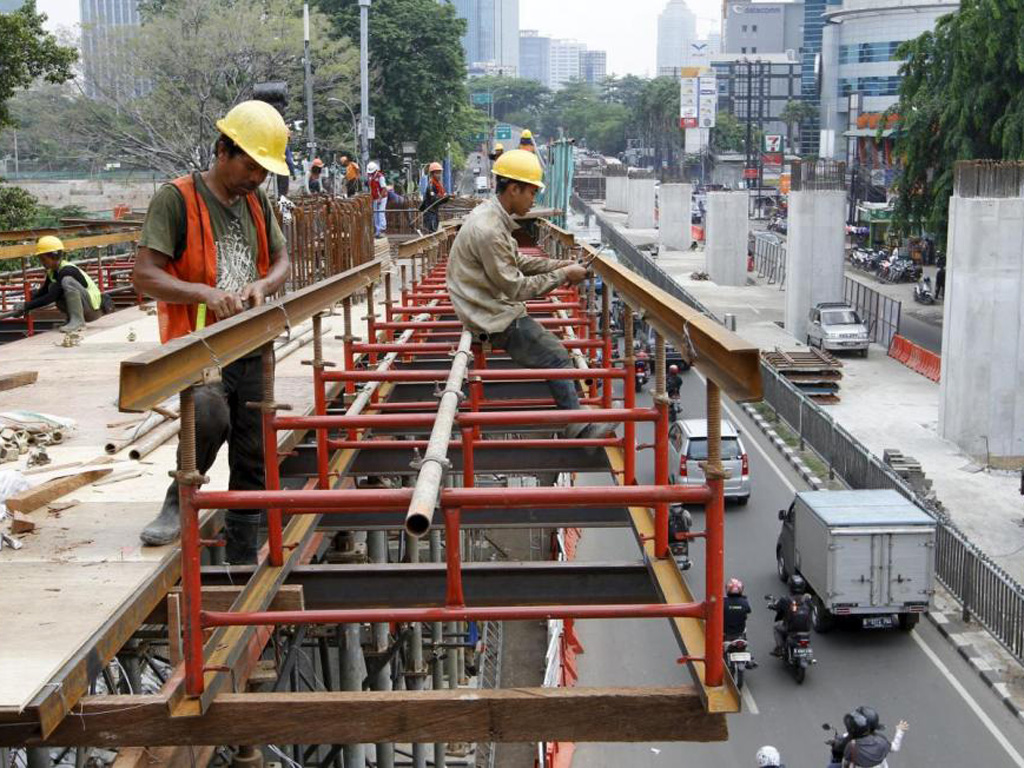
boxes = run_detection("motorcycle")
[634,357,649,392]
[668,504,692,570]
[822,723,848,768]
[765,596,816,684]
[914,276,935,304]
[724,636,753,690]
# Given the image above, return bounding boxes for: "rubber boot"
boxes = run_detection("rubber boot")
[224,512,260,564]
[59,284,86,333]
[140,483,181,546]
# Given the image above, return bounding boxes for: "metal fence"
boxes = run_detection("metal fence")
[761,361,1024,663]
[844,277,901,348]
[751,232,786,287]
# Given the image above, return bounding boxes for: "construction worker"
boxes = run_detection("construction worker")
[446,149,612,442]
[306,157,324,194]
[419,161,448,233]
[518,129,536,153]
[367,161,388,237]
[340,153,360,196]
[131,100,291,562]
[489,142,504,162]
[12,236,107,332]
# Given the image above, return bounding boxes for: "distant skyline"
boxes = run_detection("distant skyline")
[35,0,724,78]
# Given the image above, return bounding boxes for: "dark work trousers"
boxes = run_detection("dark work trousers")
[490,315,580,411]
[162,355,265,556]
[56,277,102,321]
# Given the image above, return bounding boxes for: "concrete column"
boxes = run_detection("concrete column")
[705,191,748,287]
[605,174,628,212]
[626,177,657,230]
[784,189,846,341]
[659,183,693,251]
[940,162,1024,467]
[339,623,367,768]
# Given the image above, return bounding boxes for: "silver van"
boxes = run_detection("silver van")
[668,418,750,504]
[806,302,870,357]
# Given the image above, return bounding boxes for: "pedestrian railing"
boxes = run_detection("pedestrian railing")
[844,277,901,348]
[751,232,786,287]
[573,191,1024,667]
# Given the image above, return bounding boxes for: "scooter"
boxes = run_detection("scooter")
[634,357,649,392]
[822,723,848,768]
[765,596,816,684]
[724,636,753,691]
[668,504,692,570]
[914,276,935,304]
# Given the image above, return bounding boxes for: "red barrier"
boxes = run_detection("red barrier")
[888,334,941,382]
[692,224,705,242]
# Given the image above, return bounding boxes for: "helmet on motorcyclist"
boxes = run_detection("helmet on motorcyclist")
[755,745,781,767]
[669,364,679,373]
[787,574,807,594]
[856,705,881,732]
[726,578,744,596]
[844,710,870,739]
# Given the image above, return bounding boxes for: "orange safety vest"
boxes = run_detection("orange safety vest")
[156,173,270,343]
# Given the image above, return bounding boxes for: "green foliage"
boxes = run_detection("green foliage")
[0,184,39,231]
[316,0,474,166]
[710,111,745,153]
[0,0,77,130]
[468,76,549,122]
[778,100,816,152]
[888,0,1024,239]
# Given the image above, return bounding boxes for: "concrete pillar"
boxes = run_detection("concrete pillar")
[339,623,367,768]
[605,174,628,212]
[940,162,1024,467]
[705,191,748,287]
[659,183,693,251]
[784,189,846,341]
[626,177,657,230]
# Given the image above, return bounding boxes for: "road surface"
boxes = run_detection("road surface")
[571,372,1024,767]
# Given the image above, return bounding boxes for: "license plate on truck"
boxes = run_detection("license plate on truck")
[862,616,895,630]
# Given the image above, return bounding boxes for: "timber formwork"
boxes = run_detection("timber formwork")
[0,215,762,758]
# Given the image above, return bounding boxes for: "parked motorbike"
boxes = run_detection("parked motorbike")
[668,504,692,570]
[914,276,935,304]
[765,595,816,684]
[724,636,753,690]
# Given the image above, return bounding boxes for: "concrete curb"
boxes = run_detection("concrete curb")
[742,404,824,490]
[926,610,1024,721]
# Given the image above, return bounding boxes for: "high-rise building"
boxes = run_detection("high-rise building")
[519,30,551,85]
[453,0,520,77]
[723,0,804,55]
[657,0,698,76]
[581,50,608,85]
[799,0,842,153]
[80,0,143,99]
[549,39,585,90]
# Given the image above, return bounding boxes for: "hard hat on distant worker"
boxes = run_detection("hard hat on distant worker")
[520,129,533,140]
[35,235,65,256]
[494,143,504,152]
[311,157,324,168]
[366,161,379,173]
[215,100,290,176]
[491,149,545,191]
[428,161,443,173]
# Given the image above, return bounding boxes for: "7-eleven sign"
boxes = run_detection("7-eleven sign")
[764,134,783,153]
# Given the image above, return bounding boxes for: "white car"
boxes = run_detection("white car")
[668,418,750,504]
[806,302,870,357]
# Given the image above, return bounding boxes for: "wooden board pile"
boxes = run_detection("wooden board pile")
[762,348,844,403]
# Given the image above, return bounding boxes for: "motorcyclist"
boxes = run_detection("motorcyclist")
[755,745,784,767]
[724,577,757,668]
[827,710,870,768]
[667,364,683,398]
[843,707,908,768]
[770,574,812,657]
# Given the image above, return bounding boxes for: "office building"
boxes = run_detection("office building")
[799,0,843,154]
[723,0,804,55]
[549,39,585,90]
[819,0,960,166]
[710,52,803,141]
[80,0,144,99]
[657,0,698,75]
[453,0,520,76]
[581,50,608,85]
[519,30,550,84]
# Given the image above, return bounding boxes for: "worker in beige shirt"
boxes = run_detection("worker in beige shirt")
[447,149,612,441]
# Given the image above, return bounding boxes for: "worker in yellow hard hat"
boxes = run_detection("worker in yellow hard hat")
[12,235,108,332]
[419,161,449,233]
[489,142,505,162]
[132,99,291,560]
[518,129,536,153]
[445,150,611,453]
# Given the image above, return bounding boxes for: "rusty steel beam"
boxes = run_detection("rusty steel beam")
[396,228,453,259]
[118,259,382,412]
[588,250,762,402]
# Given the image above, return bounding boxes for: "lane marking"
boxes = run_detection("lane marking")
[741,681,759,714]
[911,629,1024,767]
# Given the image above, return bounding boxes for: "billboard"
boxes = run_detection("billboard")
[680,67,717,130]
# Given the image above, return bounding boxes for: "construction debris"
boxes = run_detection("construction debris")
[6,464,113,514]
[690,270,709,281]
[762,347,844,403]
[0,371,38,393]
[884,449,935,500]
[9,514,36,535]
[0,411,75,464]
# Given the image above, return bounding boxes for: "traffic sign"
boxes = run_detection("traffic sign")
[495,124,512,141]
[471,132,487,143]
[471,92,492,106]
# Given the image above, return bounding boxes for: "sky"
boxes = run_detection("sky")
[34,0,723,78]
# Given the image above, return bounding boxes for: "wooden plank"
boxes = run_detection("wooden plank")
[0,231,141,261]
[0,371,38,392]
[1,687,726,747]
[146,585,305,624]
[112,746,217,768]
[6,467,113,514]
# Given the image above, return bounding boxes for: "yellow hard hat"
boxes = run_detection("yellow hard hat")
[35,235,65,256]
[215,100,290,176]
[491,149,545,190]
[520,129,533,140]
[494,143,504,151]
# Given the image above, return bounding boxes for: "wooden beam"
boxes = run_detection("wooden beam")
[1,687,726,747]
[0,371,37,392]
[6,467,113,514]
[0,231,141,261]
[148,585,305,624]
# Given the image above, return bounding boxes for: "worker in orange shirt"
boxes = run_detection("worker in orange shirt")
[340,153,360,196]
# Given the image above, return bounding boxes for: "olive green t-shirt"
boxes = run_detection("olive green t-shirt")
[139,172,286,293]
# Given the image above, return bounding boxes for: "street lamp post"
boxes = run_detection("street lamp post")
[303,3,316,160]
[327,97,359,152]
[358,0,371,172]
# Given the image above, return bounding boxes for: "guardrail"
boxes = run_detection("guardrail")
[751,232,786,287]
[888,334,940,381]
[845,277,901,348]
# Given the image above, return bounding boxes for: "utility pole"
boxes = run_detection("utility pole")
[744,60,753,216]
[303,3,316,160]
[359,0,371,172]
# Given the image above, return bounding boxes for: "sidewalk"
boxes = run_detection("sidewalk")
[580,204,1024,583]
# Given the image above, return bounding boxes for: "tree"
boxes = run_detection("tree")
[0,184,39,231]
[467,75,549,122]
[888,0,1021,240]
[75,0,356,175]
[316,0,475,166]
[778,99,816,154]
[710,111,745,153]
[0,1,77,130]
